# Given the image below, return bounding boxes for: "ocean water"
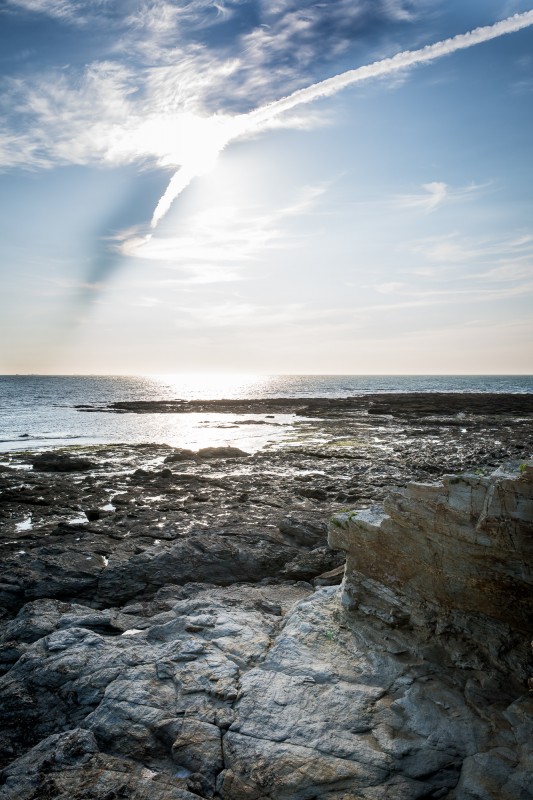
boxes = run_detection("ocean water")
[1,374,531,454]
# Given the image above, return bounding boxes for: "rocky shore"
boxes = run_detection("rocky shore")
[0,394,531,799]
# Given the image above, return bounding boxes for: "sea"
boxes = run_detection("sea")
[1,374,532,455]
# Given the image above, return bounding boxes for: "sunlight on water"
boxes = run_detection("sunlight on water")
[150,373,272,400]
[0,374,531,453]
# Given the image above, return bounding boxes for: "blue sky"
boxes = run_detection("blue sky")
[1,0,532,374]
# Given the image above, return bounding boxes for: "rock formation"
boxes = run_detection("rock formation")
[329,462,532,665]
[329,461,533,799]
[0,427,532,798]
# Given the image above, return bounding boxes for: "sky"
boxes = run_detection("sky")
[0,0,532,375]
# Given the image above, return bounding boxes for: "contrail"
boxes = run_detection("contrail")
[150,10,533,229]
[151,165,199,228]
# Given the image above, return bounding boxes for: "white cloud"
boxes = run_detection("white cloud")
[1,62,139,168]
[120,183,326,282]
[364,229,533,312]
[2,9,531,180]
[4,0,92,22]
[393,181,489,212]
[413,234,480,263]
[171,301,344,330]
[151,10,533,228]
[2,3,532,269]
[398,180,449,210]
[412,230,533,265]
[243,11,533,125]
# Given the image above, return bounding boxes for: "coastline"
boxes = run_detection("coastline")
[0,392,531,799]
[76,391,533,415]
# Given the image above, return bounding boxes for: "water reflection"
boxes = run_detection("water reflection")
[150,373,272,400]
[0,411,297,454]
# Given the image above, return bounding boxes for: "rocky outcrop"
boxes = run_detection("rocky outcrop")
[326,461,533,799]
[2,580,531,799]
[329,462,533,673]
[1,426,532,799]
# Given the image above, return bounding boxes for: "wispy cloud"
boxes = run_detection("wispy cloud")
[374,281,407,294]
[3,7,531,180]
[392,180,487,212]
[241,11,533,123]
[149,10,533,228]
[120,184,326,283]
[4,0,93,23]
[412,229,533,265]
[367,228,533,311]
[171,301,344,330]
[3,2,533,328]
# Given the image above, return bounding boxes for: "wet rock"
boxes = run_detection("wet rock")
[1,544,106,616]
[297,486,328,501]
[31,453,95,472]
[92,394,533,418]
[164,449,197,463]
[197,447,250,460]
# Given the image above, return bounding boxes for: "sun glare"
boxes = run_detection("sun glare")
[137,111,247,229]
[150,373,270,400]
[134,112,234,172]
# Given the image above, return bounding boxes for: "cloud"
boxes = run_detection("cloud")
[171,301,343,330]
[367,228,533,311]
[398,180,449,210]
[4,0,427,93]
[149,10,533,228]
[120,183,326,282]
[362,281,533,315]
[414,235,478,263]
[412,229,533,265]
[0,62,139,168]
[392,180,489,212]
[3,2,533,318]
[3,7,531,180]
[374,281,406,294]
[244,11,533,123]
[4,0,92,22]
[0,0,435,174]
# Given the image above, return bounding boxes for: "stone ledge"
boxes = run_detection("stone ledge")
[329,461,533,638]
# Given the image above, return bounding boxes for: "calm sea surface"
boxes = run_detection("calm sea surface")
[1,374,532,454]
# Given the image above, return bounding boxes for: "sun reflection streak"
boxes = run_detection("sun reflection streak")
[149,373,273,400]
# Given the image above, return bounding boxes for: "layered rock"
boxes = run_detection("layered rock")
[329,462,533,673]
[324,461,533,799]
